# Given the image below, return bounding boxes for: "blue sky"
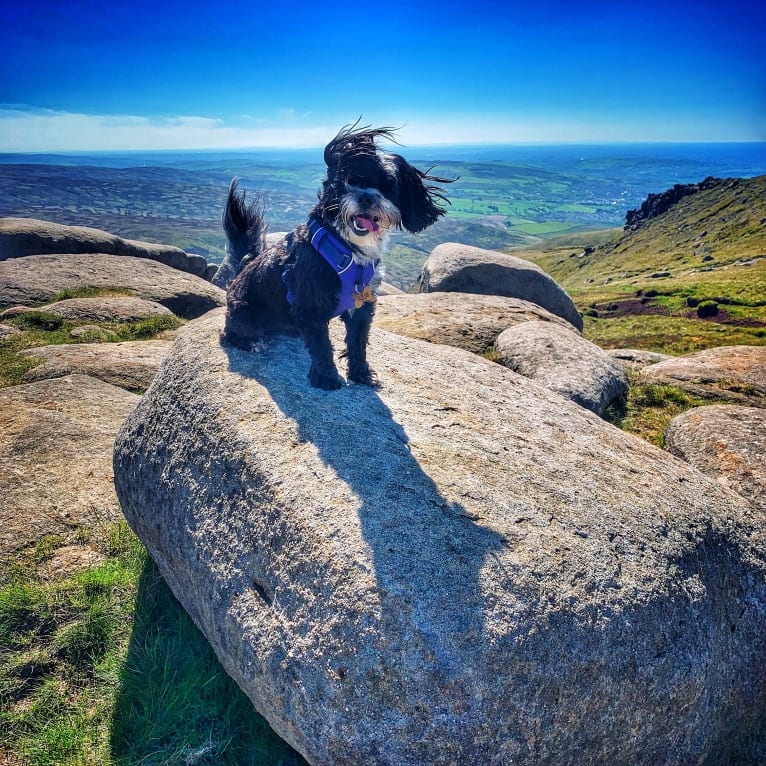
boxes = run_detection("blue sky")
[1,0,764,151]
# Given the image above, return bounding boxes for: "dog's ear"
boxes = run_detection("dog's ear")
[391,155,454,234]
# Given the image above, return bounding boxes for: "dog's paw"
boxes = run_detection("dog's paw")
[249,339,269,353]
[347,364,381,388]
[309,367,345,390]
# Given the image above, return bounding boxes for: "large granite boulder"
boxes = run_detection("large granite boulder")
[0,216,209,277]
[665,405,766,513]
[0,253,225,318]
[1,374,138,556]
[374,292,572,354]
[495,320,628,416]
[113,309,766,766]
[418,243,583,331]
[641,345,766,406]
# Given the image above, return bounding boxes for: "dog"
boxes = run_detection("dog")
[219,122,453,390]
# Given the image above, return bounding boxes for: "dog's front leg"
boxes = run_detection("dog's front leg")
[299,319,345,390]
[342,302,379,387]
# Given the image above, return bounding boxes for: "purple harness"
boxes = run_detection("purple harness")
[283,219,379,318]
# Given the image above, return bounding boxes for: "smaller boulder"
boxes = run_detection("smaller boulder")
[375,292,573,354]
[419,243,583,331]
[642,345,766,406]
[495,320,628,416]
[42,296,174,324]
[21,340,172,391]
[665,405,766,512]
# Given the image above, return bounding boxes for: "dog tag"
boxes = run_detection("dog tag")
[353,285,377,308]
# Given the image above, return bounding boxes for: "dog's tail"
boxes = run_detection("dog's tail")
[212,179,267,288]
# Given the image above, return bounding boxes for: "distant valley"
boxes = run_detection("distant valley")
[2,143,764,290]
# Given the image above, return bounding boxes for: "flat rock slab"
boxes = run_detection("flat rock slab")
[113,309,766,766]
[0,323,21,338]
[607,348,674,369]
[21,340,172,391]
[1,374,139,557]
[0,216,209,277]
[41,296,174,323]
[641,345,766,406]
[665,405,766,512]
[419,242,583,331]
[495,320,628,416]
[375,292,572,354]
[0,253,225,318]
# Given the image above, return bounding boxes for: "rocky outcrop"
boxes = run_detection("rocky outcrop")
[0,253,225,318]
[0,217,211,277]
[113,309,766,766]
[374,292,572,354]
[1,374,138,556]
[665,405,766,512]
[641,345,766,406]
[495,320,628,416]
[21,340,172,391]
[624,177,727,231]
[418,243,583,331]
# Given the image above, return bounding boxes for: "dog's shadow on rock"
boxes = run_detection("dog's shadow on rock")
[224,336,506,684]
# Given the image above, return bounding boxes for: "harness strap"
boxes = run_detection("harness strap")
[283,219,379,318]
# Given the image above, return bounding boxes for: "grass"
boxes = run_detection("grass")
[0,311,183,388]
[0,522,306,766]
[602,369,736,446]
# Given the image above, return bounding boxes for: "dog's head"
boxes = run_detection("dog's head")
[315,122,454,251]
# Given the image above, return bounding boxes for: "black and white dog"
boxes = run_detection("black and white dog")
[219,123,453,390]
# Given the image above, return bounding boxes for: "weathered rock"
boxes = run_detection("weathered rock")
[607,348,674,369]
[68,325,119,341]
[641,345,766,406]
[0,253,225,318]
[0,216,208,277]
[1,374,138,556]
[113,309,766,766]
[21,340,172,391]
[495,320,628,416]
[665,405,766,512]
[41,296,174,323]
[0,322,20,338]
[375,292,572,354]
[419,243,583,331]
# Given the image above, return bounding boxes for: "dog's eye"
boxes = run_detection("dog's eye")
[346,176,360,187]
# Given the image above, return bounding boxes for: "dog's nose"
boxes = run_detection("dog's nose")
[359,191,377,208]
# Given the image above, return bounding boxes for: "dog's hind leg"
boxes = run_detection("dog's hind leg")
[341,302,379,386]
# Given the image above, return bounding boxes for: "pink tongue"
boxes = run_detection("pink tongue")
[356,215,379,233]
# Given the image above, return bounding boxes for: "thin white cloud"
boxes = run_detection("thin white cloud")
[0,106,756,152]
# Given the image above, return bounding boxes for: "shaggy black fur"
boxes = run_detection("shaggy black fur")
[220,123,453,390]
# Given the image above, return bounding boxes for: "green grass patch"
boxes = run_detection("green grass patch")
[603,369,734,447]
[0,313,184,388]
[50,287,135,302]
[582,314,766,355]
[0,523,304,766]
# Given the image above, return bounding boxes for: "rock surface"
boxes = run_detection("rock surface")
[40,296,174,323]
[419,243,583,331]
[0,216,208,277]
[641,345,766,405]
[113,309,766,766]
[21,340,172,391]
[1,374,138,556]
[665,405,766,512]
[0,253,225,318]
[607,348,674,369]
[495,320,628,416]
[375,292,572,354]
